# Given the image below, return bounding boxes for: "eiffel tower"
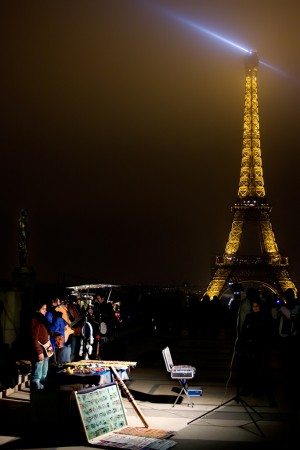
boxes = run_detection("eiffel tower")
[204,50,296,300]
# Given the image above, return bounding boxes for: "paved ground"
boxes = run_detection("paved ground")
[0,325,299,449]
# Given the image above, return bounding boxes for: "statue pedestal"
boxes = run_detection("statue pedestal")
[12,266,36,312]
[0,290,23,348]
[0,266,37,351]
[12,266,36,289]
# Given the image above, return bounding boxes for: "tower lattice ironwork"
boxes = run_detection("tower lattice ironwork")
[204,51,296,300]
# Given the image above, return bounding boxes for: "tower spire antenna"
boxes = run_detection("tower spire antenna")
[203,52,296,300]
[245,49,259,70]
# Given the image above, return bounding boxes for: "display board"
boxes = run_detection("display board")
[75,382,128,441]
[75,382,176,450]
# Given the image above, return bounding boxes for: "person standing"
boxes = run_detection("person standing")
[30,301,52,390]
[275,288,300,415]
[67,300,82,362]
[92,290,117,359]
[46,297,68,365]
[238,287,258,332]
[61,301,80,363]
[238,298,274,402]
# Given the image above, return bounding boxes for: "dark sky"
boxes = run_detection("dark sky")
[1,0,300,289]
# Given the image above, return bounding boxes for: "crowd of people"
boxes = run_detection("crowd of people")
[27,284,300,412]
[231,287,300,410]
[29,289,118,391]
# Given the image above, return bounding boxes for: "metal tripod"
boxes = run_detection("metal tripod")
[188,306,265,437]
[187,390,265,437]
[187,336,265,438]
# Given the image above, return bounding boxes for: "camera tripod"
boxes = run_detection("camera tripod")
[187,350,265,438]
[187,387,264,437]
[187,290,268,438]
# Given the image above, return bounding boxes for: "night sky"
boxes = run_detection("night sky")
[1,0,300,289]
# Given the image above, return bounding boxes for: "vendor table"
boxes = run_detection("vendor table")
[58,359,136,386]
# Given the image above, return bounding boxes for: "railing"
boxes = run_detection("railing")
[216,255,289,266]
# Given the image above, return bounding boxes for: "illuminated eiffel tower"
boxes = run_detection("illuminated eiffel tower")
[204,51,296,300]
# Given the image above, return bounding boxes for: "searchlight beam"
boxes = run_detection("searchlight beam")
[144,1,289,77]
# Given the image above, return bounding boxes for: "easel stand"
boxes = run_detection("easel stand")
[187,392,265,438]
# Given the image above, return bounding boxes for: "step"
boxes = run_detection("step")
[0,373,30,399]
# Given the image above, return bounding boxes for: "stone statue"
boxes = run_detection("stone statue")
[18,209,30,267]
